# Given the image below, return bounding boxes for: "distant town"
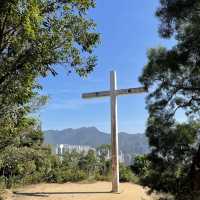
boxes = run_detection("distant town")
[55,144,131,164]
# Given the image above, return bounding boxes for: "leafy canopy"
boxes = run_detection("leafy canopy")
[0,0,100,189]
[139,1,200,199]
[0,0,100,124]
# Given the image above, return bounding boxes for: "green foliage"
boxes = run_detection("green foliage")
[0,0,100,190]
[0,125,138,188]
[47,167,87,183]
[140,122,200,199]
[48,149,102,183]
[0,0,137,189]
[139,1,200,199]
[0,116,54,188]
[132,155,150,176]
[119,163,139,183]
[0,0,99,129]
[0,142,51,188]
[96,144,112,179]
[96,144,111,160]
[43,146,137,184]
[79,149,98,176]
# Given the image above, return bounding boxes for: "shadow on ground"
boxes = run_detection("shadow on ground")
[13,191,112,197]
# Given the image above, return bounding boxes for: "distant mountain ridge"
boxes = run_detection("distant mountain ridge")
[44,127,149,159]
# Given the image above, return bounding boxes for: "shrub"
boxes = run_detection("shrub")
[119,164,139,183]
[131,155,150,176]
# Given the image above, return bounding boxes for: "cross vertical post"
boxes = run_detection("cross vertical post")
[110,71,119,193]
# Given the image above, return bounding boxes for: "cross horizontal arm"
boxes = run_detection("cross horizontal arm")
[82,87,147,99]
[116,87,147,96]
[82,90,110,99]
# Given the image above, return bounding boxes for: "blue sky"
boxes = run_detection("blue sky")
[38,0,176,133]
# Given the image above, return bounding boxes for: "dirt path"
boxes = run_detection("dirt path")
[12,181,155,200]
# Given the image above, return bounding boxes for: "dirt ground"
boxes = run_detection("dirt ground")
[12,181,155,200]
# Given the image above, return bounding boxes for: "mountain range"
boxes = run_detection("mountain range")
[44,127,149,164]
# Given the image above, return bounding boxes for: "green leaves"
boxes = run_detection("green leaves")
[139,1,200,199]
[0,0,100,125]
[0,0,100,189]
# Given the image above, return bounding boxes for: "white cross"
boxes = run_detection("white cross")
[82,71,147,193]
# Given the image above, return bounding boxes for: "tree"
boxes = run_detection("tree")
[0,117,53,188]
[79,149,98,177]
[119,163,137,183]
[96,144,111,177]
[62,150,82,170]
[132,155,149,176]
[138,122,199,199]
[0,0,100,188]
[0,0,100,124]
[139,1,200,199]
[96,144,111,162]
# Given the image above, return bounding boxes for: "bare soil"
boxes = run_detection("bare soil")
[12,181,155,200]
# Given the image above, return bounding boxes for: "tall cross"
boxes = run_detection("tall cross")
[82,71,147,193]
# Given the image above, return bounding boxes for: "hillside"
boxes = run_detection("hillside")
[44,127,149,162]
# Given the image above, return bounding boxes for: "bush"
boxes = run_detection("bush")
[131,155,150,176]
[119,164,139,183]
[62,169,87,182]
[0,134,141,188]
[95,174,112,182]
[45,168,87,183]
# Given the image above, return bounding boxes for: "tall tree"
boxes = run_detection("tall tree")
[139,1,200,199]
[0,0,99,124]
[0,0,99,188]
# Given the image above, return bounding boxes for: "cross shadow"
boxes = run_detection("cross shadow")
[14,191,112,197]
